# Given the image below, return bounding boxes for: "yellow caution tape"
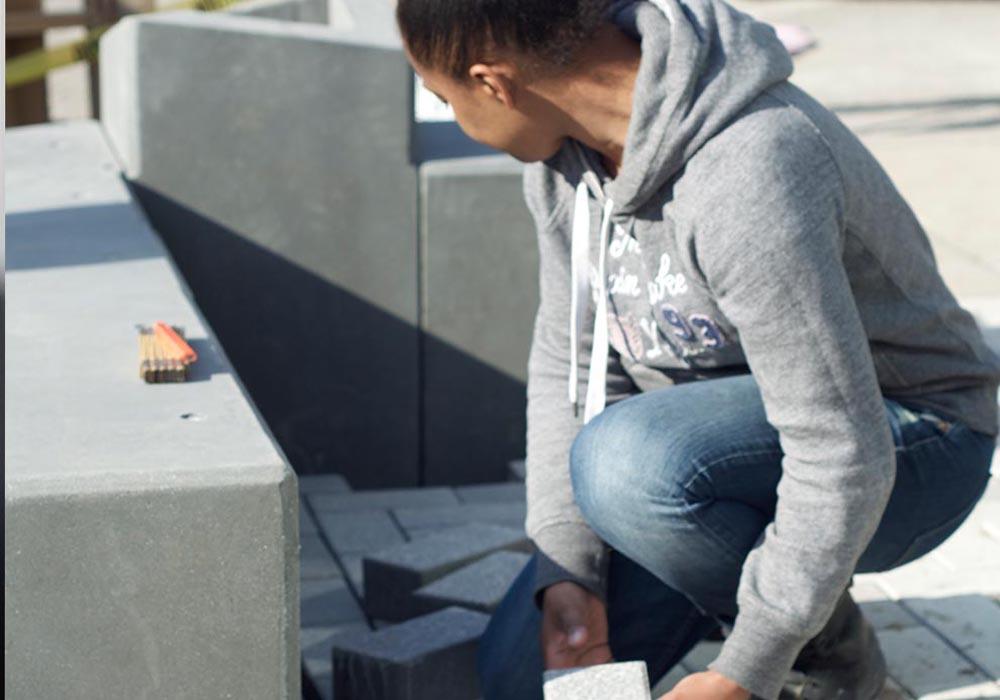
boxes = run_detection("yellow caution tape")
[5,0,249,89]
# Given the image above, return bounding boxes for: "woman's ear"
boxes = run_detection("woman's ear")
[469,63,518,108]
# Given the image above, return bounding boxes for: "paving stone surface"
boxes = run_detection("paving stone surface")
[310,487,459,513]
[300,534,342,581]
[412,550,531,614]
[300,578,367,628]
[314,508,407,555]
[392,501,527,532]
[544,661,651,700]
[454,482,526,504]
[331,606,490,700]
[508,458,526,482]
[362,523,531,621]
[301,624,371,700]
[299,473,353,495]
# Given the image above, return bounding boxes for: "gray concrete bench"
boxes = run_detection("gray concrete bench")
[4,120,299,699]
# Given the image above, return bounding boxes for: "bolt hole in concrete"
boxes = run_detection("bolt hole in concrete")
[179,412,203,421]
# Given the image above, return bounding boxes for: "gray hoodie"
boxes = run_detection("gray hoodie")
[522,0,1000,696]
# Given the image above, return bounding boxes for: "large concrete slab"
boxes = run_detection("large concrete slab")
[99,12,421,488]
[5,120,299,698]
[419,156,537,485]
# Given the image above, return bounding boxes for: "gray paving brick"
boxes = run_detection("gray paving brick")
[315,509,406,555]
[412,550,530,614]
[301,624,371,700]
[543,661,651,700]
[902,594,1000,680]
[508,458,525,482]
[454,482,526,504]
[875,624,994,697]
[362,523,531,621]
[299,473,352,496]
[300,506,319,537]
[858,599,921,632]
[339,554,366,598]
[392,501,527,532]
[301,578,366,628]
[310,487,459,513]
[331,606,490,700]
[300,534,343,581]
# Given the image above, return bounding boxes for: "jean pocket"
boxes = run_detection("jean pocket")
[885,474,989,570]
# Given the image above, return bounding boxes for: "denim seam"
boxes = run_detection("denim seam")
[683,448,786,495]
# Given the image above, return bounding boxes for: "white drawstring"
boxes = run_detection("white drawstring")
[569,180,615,423]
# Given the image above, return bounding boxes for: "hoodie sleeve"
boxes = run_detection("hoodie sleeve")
[694,129,896,699]
[522,161,638,611]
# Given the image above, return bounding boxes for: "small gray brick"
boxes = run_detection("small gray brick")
[392,502,527,532]
[363,523,531,621]
[339,554,366,598]
[299,473,352,495]
[310,487,459,513]
[543,661,651,700]
[412,550,530,614]
[300,506,318,537]
[300,535,342,581]
[301,578,366,627]
[315,509,406,555]
[331,606,490,700]
[301,624,371,700]
[508,458,526,482]
[455,482,526,504]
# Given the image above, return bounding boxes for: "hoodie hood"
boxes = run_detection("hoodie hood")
[567,0,793,422]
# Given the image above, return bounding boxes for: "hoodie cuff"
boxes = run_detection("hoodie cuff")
[705,610,808,700]
[530,522,611,611]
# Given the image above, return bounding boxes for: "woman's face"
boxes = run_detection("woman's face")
[405,48,566,163]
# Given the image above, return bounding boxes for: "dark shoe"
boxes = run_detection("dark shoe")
[745,583,887,700]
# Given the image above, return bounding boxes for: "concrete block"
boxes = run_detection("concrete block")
[412,550,531,614]
[680,640,723,672]
[454,482,525,504]
[300,534,342,580]
[100,11,422,489]
[301,624,371,700]
[314,509,406,555]
[875,624,994,696]
[299,473,352,496]
[311,486,458,513]
[393,502,527,533]
[362,523,530,621]
[543,661,651,700]
[902,595,1000,679]
[301,507,319,537]
[5,121,298,699]
[419,156,536,486]
[301,578,366,627]
[339,554,366,598]
[331,606,490,699]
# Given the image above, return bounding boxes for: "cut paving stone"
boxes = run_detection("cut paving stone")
[412,550,531,614]
[301,578,367,628]
[454,482,526,504]
[901,594,1000,680]
[299,473,352,495]
[310,487,459,514]
[362,523,531,621]
[331,606,490,700]
[543,661,651,700]
[300,534,342,581]
[301,624,371,700]
[301,506,319,537]
[392,502,527,532]
[314,509,406,555]
[875,624,994,697]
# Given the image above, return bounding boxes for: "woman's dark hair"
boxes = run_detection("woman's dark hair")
[396,0,611,81]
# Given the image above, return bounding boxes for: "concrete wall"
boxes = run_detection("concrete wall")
[4,120,299,698]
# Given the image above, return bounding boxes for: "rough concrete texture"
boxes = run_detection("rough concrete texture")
[5,120,299,699]
[412,550,531,614]
[363,523,531,621]
[544,661,652,700]
[331,606,490,700]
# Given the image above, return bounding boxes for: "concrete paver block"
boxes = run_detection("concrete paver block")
[508,458,526,482]
[301,506,319,537]
[901,595,1000,680]
[392,502,527,532]
[301,624,371,700]
[543,661,651,700]
[454,482,526,504]
[310,487,459,513]
[875,624,994,697]
[300,534,342,580]
[362,523,530,621]
[412,550,530,614]
[301,578,366,628]
[331,606,490,699]
[315,508,406,555]
[5,121,298,699]
[299,473,352,496]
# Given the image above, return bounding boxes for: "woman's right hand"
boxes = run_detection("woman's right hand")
[541,580,615,669]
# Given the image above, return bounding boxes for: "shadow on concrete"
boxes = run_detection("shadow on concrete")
[829,95,1000,136]
[5,202,163,270]
[128,180,527,489]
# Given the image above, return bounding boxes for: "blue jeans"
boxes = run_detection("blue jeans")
[477,373,996,699]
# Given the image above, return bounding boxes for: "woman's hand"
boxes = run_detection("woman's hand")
[540,580,614,669]
[656,670,752,700]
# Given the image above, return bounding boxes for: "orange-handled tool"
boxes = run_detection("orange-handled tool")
[153,321,198,364]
